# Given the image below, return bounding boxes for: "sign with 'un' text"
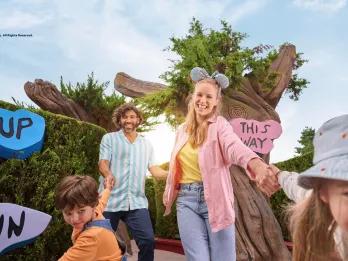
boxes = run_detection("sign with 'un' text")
[0,203,51,255]
[230,118,282,154]
[0,108,45,159]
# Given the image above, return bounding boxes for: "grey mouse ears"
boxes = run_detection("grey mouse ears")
[190,67,229,89]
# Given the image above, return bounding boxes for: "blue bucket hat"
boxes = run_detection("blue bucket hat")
[298,114,348,189]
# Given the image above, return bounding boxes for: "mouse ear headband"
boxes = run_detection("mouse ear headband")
[190,67,229,89]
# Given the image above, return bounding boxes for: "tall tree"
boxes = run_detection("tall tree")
[295,127,315,156]
[115,19,309,260]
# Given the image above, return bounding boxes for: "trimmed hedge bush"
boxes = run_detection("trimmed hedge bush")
[0,100,106,260]
[147,162,179,239]
[145,177,157,232]
[153,180,179,239]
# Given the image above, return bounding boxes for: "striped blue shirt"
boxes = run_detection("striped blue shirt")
[98,130,155,212]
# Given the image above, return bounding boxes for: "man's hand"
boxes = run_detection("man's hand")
[99,159,115,189]
[248,158,280,197]
[104,174,115,190]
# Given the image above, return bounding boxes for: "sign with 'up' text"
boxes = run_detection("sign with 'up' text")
[0,108,45,159]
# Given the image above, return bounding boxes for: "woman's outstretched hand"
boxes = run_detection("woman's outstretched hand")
[247,158,280,197]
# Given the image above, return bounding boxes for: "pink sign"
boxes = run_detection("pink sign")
[230,118,282,154]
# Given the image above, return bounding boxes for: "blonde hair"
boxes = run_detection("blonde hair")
[185,79,221,147]
[288,182,337,261]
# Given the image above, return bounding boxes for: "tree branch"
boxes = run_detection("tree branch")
[24,79,95,122]
[114,72,165,98]
[264,45,297,108]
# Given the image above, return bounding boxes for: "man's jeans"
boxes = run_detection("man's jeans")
[176,183,236,261]
[104,209,155,261]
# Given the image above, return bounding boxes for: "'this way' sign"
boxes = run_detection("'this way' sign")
[230,118,282,154]
[0,108,45,159]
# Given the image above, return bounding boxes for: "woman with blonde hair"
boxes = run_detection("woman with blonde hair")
[271,114,348,261]
[163,67,279,261]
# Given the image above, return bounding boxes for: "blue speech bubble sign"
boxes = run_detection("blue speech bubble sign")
[0,108,45,159]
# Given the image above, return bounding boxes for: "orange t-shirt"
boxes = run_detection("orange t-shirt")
[58,189,122,261]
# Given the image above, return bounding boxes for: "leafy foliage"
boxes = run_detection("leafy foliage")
[294,127,315,156]
[285,52,310,100]
[60,72,125,122]
[147,162,179,239]
[60,72,157,131]
[11,97,36,109]
[153,180,180,239]
[137,18,309,126]
[145,177,157,232]
[0,100,105,260]
[60,72,125,116]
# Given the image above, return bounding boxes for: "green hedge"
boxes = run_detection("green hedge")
[270,152,313,240]
[0,100,106,260]
[145,177,156,232]
[153,180,179,239]
[147,163,179,239]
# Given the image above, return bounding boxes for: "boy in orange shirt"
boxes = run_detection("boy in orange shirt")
[55,175,124,261]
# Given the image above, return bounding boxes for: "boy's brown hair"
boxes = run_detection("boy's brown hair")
[55,175,99,211]
[112,103,144,131]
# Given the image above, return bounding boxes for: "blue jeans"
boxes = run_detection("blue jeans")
[104,209,155,261]
[176,183,236,261]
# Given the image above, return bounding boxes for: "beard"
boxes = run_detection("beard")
[121,122,138,132]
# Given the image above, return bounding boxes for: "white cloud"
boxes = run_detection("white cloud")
[228,0,269,24]
[44,0,172,84]
[12,0,48,4]
[0,0,269,82]
[293,0,347,13]
[0,10,52,30]
[0,75,34,106]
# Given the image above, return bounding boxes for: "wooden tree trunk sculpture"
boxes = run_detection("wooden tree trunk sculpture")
[114,45,296,261]
[24,79,115,131]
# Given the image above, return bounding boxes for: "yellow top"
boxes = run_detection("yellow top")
[178,141,202,183]
[59,189,122,261]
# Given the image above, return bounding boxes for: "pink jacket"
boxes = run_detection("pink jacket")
[163,116,258,232]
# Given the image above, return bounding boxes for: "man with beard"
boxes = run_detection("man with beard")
[98,103,167,261]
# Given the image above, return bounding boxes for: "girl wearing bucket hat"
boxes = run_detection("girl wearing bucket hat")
[270,114,348,261]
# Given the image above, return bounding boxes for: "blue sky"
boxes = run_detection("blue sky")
[0,0,347,163]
